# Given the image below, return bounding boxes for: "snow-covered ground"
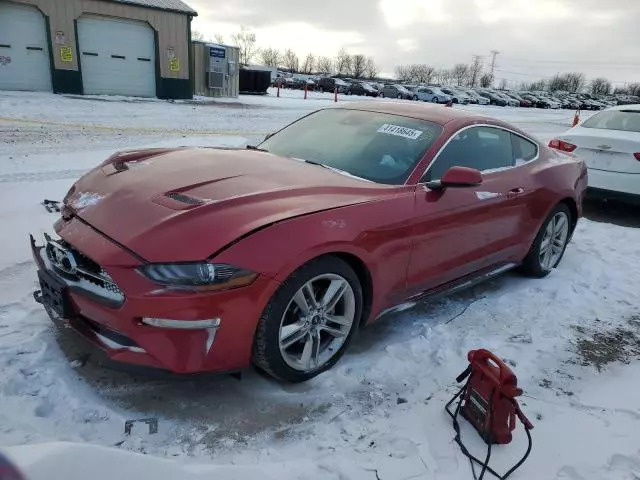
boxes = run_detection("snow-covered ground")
[1,90,639,480]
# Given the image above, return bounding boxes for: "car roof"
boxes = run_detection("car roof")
[335,101,485,125]
[609,104,640,111]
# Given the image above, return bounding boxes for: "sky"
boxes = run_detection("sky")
[189,0,640,87]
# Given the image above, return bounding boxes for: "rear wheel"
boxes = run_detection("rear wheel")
[397,94,402,99]
[379,92,384,98]
[253,256,362,382]
[520,204,572,278]
[412,95,418,101]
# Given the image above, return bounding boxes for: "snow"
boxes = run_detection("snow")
[0,90,637,480]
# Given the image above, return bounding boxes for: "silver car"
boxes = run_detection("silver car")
[414,86,452,103]
[440,87,470,104]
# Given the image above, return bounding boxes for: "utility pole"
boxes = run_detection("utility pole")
[490,50,500,76]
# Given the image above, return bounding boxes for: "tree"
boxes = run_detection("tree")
[282,49,299,73]
[434,69,450,84]
[260,47,280,68]
[529,79,547,91]
[468,57,483,87]
[365,58,378,79]
[192,30,205,41]
[498,78,508,90]
[214,33,225,44]
[351,54,367,78]
[548,73,568,92]
[335,48,352,76]
[302,53,315,74]
[231,27,257,65]
[395,65,411,82]
[317,56,333,74]
[452,63,470,86]
[566,72,586,92]
[590,77,612,95]
[480,73,494,88]
[413,64,435,84]
[630,83,640,96]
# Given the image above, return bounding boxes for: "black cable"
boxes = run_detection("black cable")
[446,374,534,480]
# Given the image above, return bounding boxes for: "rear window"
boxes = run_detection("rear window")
[582,110,640,133]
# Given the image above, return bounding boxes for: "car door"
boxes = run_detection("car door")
[405,125,534,295]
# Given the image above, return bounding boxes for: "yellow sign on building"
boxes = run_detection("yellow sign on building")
[59,46,73,62]
[169,56,180,72]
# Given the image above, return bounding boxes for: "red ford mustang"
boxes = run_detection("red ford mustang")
[31,102,587,382]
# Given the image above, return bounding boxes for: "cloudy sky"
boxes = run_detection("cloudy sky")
[190,0,640,86]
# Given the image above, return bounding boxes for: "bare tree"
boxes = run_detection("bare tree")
[316,56,334,74]
[434,69,448,84]
[395,65,411,82]
[412,64,435,84]
[192,30,205,41]
[365,58,378,79]
[214,33,225,44]
[548,73,568,92]
[590,77,611,95]
[468,57,483,87]
[231,27,257,65]
[498,78,508,90]
[452,63,470,86]
[566,72,586,93]
[335,48,352,76]
[351,54,367,78]
[260,47,280,68]
[629,83,640,96]
[529,79,547,91]
[282,49,299,73]
[301,53,315,74]
[480,73,494,88]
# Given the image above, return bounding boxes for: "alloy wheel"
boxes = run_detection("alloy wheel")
[279,274,356,372]
[539,212,569,270]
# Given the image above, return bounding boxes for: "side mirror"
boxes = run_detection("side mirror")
[425,166,483,190]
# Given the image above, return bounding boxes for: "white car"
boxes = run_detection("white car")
[549,105,640,204]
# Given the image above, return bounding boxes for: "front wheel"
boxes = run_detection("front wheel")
[412,95,418,101]
[253,256,362,382]
[520,204,572,278]
[397,94,402,99]
[432,97,439,103]
[379,92,384,98]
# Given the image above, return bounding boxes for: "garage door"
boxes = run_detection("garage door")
[0,2,52,92]
[77,16,156,97]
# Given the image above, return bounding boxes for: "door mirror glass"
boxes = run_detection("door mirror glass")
[425,166,482,189]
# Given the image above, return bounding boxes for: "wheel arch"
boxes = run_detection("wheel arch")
[559,197,579,234]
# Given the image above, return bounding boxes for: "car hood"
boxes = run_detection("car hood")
[63,148,397,263]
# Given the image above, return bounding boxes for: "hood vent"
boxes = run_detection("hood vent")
[165,192,205,206]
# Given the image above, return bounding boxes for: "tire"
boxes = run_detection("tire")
[253,256,363,382]
[397,94,402,99]
[413,95,418,101]
[432,97,439,103]
[453,98,459,104]
[520,204,572,278]
[379,92,384,98]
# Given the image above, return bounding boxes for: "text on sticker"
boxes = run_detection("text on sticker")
[377,124,423,140]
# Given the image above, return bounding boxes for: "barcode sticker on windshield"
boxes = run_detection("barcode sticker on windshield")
[377,124,423,140]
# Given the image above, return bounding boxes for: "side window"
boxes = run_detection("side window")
[511,134,538,165]
[424,127,515,181]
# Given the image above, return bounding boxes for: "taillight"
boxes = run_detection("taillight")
[634,152,640,161]
[549,139,577,152]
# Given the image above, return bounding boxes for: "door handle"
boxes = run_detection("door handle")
[508,188,524,195]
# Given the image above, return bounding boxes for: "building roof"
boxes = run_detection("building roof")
[107,0,198,15]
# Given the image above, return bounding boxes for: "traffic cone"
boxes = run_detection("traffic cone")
[572,109,580,127]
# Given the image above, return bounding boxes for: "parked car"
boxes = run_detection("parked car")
[440,87,470,104]
[494,91,519,107]
[379,84,416,100]
[32,102,587,382]
[463,89,490,105]
[317,77,350,93]
[477,89,508,106]
[550,104,640,204]
[413,86,451,103]
[504,92,532,108]
[347,82,379,97]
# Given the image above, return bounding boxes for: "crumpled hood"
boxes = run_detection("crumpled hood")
[64,148,395,263]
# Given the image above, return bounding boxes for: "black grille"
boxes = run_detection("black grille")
[81,317,140,348]
[165,192,204,206]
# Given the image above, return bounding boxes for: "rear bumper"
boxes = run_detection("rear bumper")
[587,168,640,197]
[31,228,280,374]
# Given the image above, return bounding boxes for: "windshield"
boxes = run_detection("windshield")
[258,109,443,184]
[582,110,640,133]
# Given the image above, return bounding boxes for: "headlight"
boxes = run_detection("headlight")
[140,263,257,291]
